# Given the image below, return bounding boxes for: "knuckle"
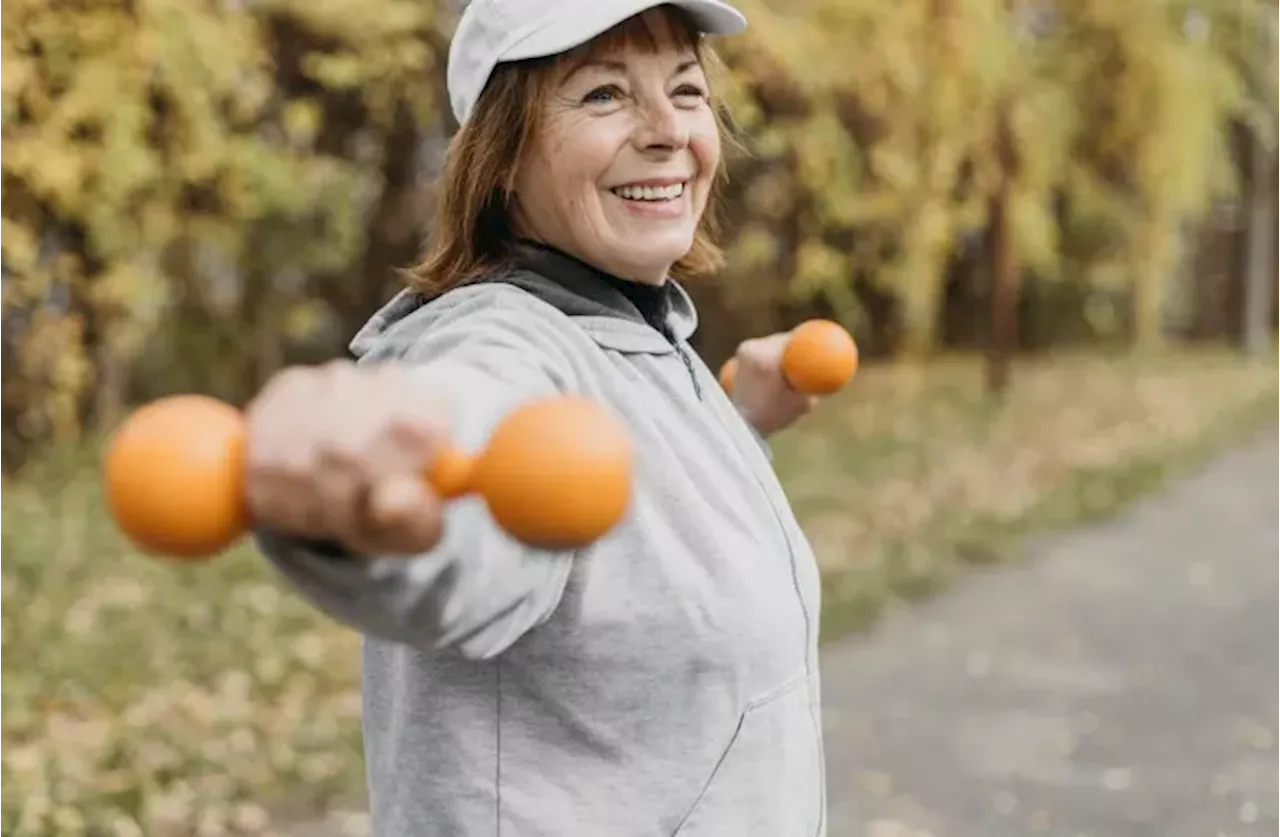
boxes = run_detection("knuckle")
[265,444,318,483]
[383,414,437,448]
[247,425,320,479]
[316,436,364,471]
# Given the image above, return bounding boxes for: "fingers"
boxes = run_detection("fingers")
[244,361,450,556]
[734,333,804,400]
[734,333,789,375]
[344,409,449,556]
[354,475,444,556]
[246,367,327,536]
[728,331,821,437]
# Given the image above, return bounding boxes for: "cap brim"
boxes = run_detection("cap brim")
[502,0,747,64]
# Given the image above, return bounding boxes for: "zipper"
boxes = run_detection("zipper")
[661,326,825,834]
[656,321,703,400]
[730,447,826,836]
[675,344,703,400]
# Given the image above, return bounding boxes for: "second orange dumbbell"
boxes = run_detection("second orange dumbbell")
[720,319,859,397]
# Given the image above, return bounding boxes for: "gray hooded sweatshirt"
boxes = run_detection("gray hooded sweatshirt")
[255,244,827,836]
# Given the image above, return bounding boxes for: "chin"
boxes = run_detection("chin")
[618,232,695,278]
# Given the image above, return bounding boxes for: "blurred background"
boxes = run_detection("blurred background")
[1,0,1277,835]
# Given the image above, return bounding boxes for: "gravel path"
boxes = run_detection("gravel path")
[822,434,1278,837]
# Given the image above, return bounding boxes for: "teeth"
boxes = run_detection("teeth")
[612,182,685,201]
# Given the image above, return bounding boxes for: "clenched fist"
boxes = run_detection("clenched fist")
[245,360,450,556]
[725,331,818,437]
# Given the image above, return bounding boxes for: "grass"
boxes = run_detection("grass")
[770,349,1277,637]
[2,348,1276,836]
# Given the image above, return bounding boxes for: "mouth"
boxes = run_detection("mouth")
[609,181,687,203]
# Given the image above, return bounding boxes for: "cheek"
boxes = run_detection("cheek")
[521,120,597,201]
[514,145,556,209]
[692,115,720,175]
[689,117,721,203]
[545,120,625,192]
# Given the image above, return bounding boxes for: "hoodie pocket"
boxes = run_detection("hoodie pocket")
[672,675,823,837]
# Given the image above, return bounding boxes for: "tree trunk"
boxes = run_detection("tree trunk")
[986,104,1020,397]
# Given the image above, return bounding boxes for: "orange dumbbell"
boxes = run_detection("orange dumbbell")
[103,394,634,560]
[720,319,859,397]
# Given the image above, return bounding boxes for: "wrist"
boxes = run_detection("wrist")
[735,402,774,439]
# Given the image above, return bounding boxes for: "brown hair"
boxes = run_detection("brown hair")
[405,6,732,294]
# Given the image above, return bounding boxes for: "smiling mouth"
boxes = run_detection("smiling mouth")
[610,182,687,202]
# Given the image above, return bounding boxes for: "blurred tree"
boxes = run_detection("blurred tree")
[2,0,1274,466]
[1238,12,1278,357]
[706,0,1271,380]
[1,0,453,468]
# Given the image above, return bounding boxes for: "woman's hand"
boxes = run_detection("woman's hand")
[245,360,451,556]
[725,331,819,437]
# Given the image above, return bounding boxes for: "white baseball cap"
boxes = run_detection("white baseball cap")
[446,0,748,125]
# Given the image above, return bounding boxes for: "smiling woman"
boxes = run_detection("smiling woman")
[410,5,731,292]
[510,14,721,283]
[246,1,833,835]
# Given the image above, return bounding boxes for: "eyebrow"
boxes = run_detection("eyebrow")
[572,58,701,78]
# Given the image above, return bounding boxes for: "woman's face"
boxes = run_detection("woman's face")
[512,16,721,285]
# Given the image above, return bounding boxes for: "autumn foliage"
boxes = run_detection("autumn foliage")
[2,0,1275,467]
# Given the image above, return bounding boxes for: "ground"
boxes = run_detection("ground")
[2,352,1275,834]
[822,434,1278,837]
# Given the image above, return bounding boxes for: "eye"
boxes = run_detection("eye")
[672,83,708,105]
[582,84,625,105]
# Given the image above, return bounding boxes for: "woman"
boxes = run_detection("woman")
[251,1,829,834]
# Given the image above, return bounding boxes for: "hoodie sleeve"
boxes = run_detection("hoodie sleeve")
[252,289,585,660]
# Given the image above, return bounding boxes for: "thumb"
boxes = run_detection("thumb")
[358,474,445,556]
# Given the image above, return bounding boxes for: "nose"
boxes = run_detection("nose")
[632,97,689,155]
